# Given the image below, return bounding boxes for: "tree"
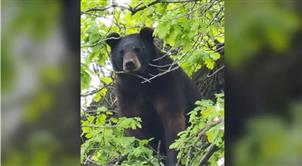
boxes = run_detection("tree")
[80,0,224,165]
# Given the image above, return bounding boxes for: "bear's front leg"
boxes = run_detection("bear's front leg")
[154,96,186,166]
[116,92,146,139]
[164,112,186,166]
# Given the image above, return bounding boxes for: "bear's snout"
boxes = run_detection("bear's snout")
[123,52,141,72]
[125,60,136,70]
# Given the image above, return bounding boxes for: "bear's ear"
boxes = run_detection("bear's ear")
[105,32,120,48]
[139,27,154,42]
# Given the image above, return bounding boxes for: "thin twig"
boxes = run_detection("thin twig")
[82,125,117,128]
[149,62,178,68]
[207,65,224,78]
[107,155,128,165]
[186,148,192,166]
[142,65,180,83]
[152,52,171,61]
[156,141,162,165]
[129,73,152,83]
[81,36,121,48]
[81,3,129,14]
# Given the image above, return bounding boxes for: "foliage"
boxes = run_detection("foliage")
[2,1,80,166]
[234,101,302,165]
[226,1,300,69]
[81,107,162,165]
[170,93,224,166]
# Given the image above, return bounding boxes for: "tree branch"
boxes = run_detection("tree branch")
[81,3,129,14]
[198,142,219,166]
[82,0,203,16]
[132,0,203,15]
[131,0,160,15]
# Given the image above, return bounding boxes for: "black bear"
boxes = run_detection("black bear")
[106,27,201,165]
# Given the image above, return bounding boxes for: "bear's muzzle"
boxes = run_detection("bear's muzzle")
[123,52,141,72]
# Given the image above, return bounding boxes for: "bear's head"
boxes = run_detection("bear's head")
[105,27,155,74]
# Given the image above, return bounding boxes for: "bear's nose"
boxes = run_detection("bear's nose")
[125,61,136,71]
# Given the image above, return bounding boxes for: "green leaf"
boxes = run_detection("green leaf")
[81,70,91,90]
[157,23,170,39]
[204,58,215,70]
[100,77,112,84]
[96,114,107,126]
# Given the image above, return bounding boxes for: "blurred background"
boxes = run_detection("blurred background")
[1,0,302,166]
[226,0,302,165]
[1,0,80,165]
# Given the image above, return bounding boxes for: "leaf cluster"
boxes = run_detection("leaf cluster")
[170,93,224,166]
[81,107,162,165]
